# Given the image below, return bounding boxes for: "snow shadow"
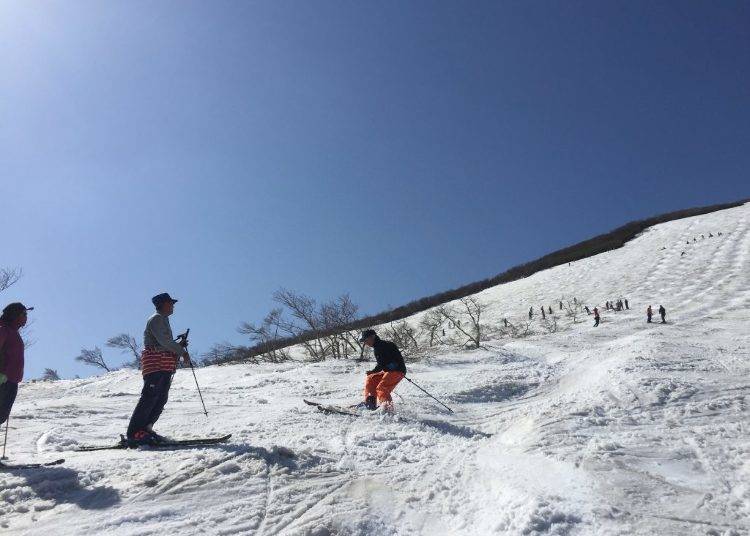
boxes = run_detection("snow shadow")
[417,419,492,439]
[452,381,536,403]
[207,443,334,472]
[12,466,121,510]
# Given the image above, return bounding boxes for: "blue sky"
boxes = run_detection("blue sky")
[1,1,748,379]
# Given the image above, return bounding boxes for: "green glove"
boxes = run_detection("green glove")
[0,373,6,385]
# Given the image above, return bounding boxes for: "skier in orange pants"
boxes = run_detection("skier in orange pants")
[359,329,406,411]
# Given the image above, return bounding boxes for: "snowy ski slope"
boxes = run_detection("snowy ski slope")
[1,203,748,535]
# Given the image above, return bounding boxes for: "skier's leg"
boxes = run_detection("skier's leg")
[363,372,384,409]
[127,372,168,437]
[375,372,405,406]
[146,372,173,430]
[364,372,383,399]
[0,382,19,426]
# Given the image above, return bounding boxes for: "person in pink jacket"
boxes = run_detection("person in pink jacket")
[0,302,33,425]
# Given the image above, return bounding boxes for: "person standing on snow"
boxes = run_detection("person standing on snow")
[647,305,653,323]
[593,307,600,327]
[0,303,33,426]
[359,329,406,411]
[659,305,667,323]
[126,293,191,446]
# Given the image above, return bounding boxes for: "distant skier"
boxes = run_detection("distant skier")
[359,330,406,411]
[647,305,653,323]
[659,305,666,323]
[126,293,191,446]
[593,307,600,327]
[528,307,533,320]
[559,301,563,310]
[624,299,629,310]
[503,318,508,328]
[541,307,546,319]
[0,303,33,427]
[548,305,553,315]
[585,306,591,315]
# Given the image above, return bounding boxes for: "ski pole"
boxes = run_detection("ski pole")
[2,415,9,460]
[404,377,454,414]
[176,329,209,418]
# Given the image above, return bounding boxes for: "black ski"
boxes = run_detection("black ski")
[77,434,232,452]
[0,458,65,470]
[303,399,361,417]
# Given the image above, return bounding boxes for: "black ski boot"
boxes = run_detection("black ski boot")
[365,395,377,411]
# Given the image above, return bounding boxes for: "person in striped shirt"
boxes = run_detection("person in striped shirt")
[126,293,191,446]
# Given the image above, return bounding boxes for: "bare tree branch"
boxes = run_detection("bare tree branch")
[106,333,142,368]
[75,346,111,372]
[0,268,21,294]
[41,368,61,381]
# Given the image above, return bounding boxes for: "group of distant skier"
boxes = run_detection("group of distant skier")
[0,293,408,450]
[524,296,668,328]
[680,230,724,256]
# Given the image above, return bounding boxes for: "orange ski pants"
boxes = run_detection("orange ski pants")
[364,371,405,403]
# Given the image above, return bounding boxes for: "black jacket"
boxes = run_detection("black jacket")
[369,337,407,374]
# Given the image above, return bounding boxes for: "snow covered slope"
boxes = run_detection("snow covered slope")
[2,203,749,536]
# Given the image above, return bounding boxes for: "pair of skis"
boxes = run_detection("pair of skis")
[77,434,233,452]
[0,435,232,469]
[303,399,363,417]
[0,458,65,470]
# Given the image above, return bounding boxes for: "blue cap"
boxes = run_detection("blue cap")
[152,293,178,308]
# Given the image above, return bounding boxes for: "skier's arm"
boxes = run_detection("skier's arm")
[149,317,186,356]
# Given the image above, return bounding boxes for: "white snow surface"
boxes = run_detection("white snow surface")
[2,203,749,535]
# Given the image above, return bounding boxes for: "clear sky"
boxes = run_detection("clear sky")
[1,1,748,379]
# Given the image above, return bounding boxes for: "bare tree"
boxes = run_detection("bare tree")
[419,309,445,347]
[0,268,21,293]
[501,319,533,339]
[540,314,559,333]
[562,298,585,324]
[75,346,111,372]
[201,342,255,365]
[437,297,485,349]
[240,289,361,362]
[272,288,328,360]
[384,320,420,353]
[106,333,142,368]
[320,294,359,359]
[41,368,61,381]
[238,309,292,363]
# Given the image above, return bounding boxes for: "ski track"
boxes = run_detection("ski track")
[1,203,749,535]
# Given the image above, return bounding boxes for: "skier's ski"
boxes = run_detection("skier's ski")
[0,458,65,470]
[303,399,361,417]
[77,434,232,452]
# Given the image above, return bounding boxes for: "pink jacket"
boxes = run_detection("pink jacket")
[0,322,24,384]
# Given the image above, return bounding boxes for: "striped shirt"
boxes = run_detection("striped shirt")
[141,347,178,376]
[140,312,184,376]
